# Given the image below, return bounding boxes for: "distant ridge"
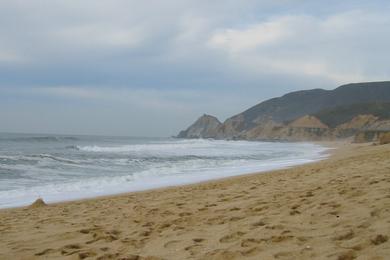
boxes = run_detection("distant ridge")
[178,81,390,141]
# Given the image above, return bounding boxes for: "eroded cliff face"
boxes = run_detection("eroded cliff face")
[239,116,332,141]
[353,120,390,143]
[216,115,246,139]
[240,120,284,140]
[178,113,390,142]
[177,114,222,139]
[334,115,378,138]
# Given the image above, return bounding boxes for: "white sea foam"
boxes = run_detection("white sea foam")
[76,139,212,153]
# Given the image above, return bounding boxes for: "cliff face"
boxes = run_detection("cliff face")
[177,114,222,139]
[239,116,332,141]
[177,81,390,141]
[334,114,379,138]
[354,120,390,143]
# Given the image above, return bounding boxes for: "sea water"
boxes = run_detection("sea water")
[0,133,329,208]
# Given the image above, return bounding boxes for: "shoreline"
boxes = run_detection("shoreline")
[1,142,389,259]
[0,141,331,210]
[39,141,351,209]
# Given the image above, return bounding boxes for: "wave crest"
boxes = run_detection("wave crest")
[10,136,79,142]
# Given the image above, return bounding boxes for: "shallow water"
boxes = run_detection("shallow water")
[0,133,328,208]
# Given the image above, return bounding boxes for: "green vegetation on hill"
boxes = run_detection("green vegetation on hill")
[313,102,390,128]
[238,81,390,125]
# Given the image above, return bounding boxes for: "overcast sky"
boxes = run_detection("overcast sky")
[1,0,389,136]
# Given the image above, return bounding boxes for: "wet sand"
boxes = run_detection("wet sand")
[0,142,389,259]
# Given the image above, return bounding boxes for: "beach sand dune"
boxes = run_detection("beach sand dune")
[0,143,390,259]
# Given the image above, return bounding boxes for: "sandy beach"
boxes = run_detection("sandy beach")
[1,142,389,260]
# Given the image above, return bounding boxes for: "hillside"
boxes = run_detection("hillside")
[313,102,390,128]
[177,81,390,141]
[221,81,390,136]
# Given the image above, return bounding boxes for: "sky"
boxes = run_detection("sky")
[1,0,390,137]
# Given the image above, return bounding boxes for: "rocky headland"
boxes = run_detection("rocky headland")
[178,81,390,143]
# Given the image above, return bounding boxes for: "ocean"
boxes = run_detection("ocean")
[0,133,329,208]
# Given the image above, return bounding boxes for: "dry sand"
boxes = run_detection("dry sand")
[0,142,390,260]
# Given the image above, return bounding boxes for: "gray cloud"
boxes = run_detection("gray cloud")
[0,1,389,136]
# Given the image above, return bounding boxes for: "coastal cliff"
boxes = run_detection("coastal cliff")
[177,114,222,139]
[177,81,390,141]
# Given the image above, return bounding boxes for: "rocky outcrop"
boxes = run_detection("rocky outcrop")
[216,114,251,139]
[353,120,390,143]
[178,112,390,142]
[240,120,284,140]
[335,114,379,138]
[241,116,331,141]
[354,131,389,143]
[281,116,331,141]
[288,115,329,129]
[337,114,378,130]
[177,114,222,139]
[362,119,390,132]
[177,81,390,141]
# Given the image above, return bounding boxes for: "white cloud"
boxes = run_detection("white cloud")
[1,1,389,85]
[208,10,390,84]
[209,16,295,52]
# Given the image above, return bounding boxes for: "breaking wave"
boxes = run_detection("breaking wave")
[0,135,329,208]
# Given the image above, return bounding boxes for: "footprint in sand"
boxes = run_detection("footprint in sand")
[179,212,192,217]
[274,251,297,259]
[193,238,205,243]
[79,228,92,234]
[240,246,263,257]
[219,231,246,243]
[78,250,97,259]
[164,240,181,249]
[290,209,301,215]
[34,248,55,256]
[142,222,155,227]
[371,234,388,245]
[334,230,355,241]
[251,205,269,213]
[241,238,263,247]
[61,244,82,256]
[229,216,244,222]
[121,238,144,249]
[204,249,243,259]
[251,220,266,227]
[139,230,152,237]
[87,229,120,244]
[157,222,171,232]
[270,235,293,243]
[336,250,356,260]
